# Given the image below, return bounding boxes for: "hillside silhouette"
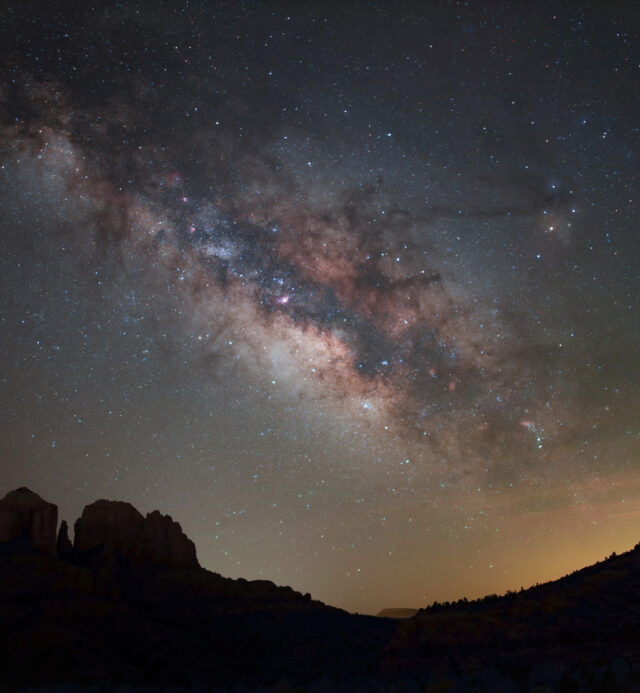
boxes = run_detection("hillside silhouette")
[1,487,638,691]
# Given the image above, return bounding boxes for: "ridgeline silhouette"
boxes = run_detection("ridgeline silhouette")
[1,487,638,691]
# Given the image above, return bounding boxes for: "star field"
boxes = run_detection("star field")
[0,1,638,613]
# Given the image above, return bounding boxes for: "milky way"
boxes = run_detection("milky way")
[1,2,638,613]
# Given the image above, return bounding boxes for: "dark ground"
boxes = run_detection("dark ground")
[2,534,640,692]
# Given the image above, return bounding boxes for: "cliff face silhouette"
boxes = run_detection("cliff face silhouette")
[1,487,639,692]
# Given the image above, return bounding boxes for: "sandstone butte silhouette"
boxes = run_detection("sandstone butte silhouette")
[1,486,639,692]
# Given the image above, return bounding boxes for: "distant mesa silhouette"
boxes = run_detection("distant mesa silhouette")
[377,608,419,619]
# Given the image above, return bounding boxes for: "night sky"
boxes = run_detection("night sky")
[1,1,638,615]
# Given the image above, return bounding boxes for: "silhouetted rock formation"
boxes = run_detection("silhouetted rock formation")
[56,520,72,559]
[135,508,199,570]
[0,487,395,690]
[73,499,144,554]
[73,499,199,573]
[0,487,57,557]
[1,486,639,692]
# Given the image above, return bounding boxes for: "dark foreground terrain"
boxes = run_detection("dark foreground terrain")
[1,487,638,692]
